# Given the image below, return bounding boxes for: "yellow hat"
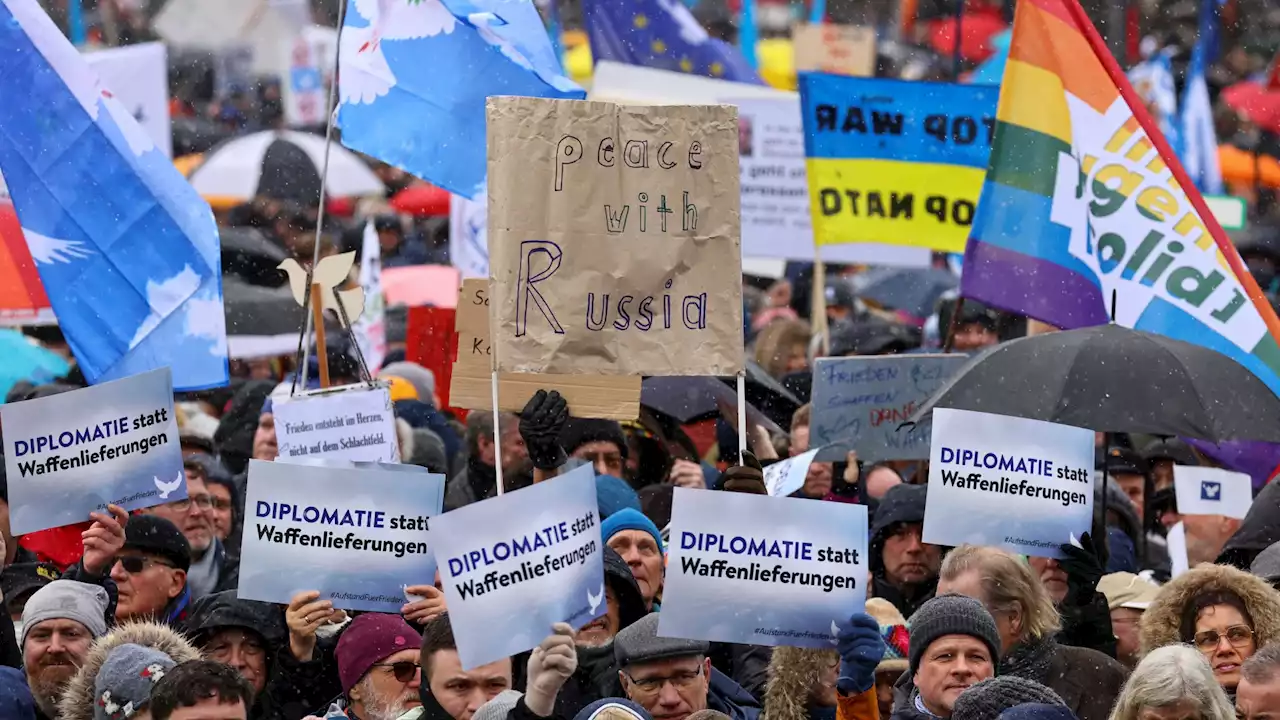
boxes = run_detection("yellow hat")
[385,376,419,403]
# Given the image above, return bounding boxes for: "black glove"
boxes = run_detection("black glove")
[519,390,569,471]
[1058,531,1105,608]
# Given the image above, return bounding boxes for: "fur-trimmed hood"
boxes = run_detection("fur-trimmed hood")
[1139,564,1280,655]
[763,646,837,720]
[58,621,203,720]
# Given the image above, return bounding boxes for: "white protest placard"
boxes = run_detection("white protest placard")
[238,460,442,612]
[791,24,877,77]
[764,449,819,497]
[924,409,1094,559]
[1,368,183,534]
[272,385,400,463]
[449,183,490,279]
[487,96,744,377]
[810,354,969,461]
[1168,521,1190,577]
[1174,465,1253,519]
[84,42,172,158]
[661,487,867,647]
[450,279,642,420]
[430,464,604,669]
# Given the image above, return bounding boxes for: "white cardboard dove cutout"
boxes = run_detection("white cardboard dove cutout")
[278,251,366,327]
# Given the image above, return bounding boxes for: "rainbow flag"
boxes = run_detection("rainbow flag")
[961,0,1280,395]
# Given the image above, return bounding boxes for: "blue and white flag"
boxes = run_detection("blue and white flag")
[337,0,584,200]
[583,0,762,84]
[0,0,227,391]
[1127,50,1183,162]
[1181,0,1225,195]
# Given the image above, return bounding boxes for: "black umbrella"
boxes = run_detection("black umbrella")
[853,267,958,319]
[220,227,289,287]
[908,323,1280,443]
[641,362,802,435]
[223,278,306,339]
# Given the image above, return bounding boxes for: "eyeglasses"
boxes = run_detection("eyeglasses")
[373,661,421,683]
[209,497,232,511]
[168,494,213,511]
[624,666,704,695]
[115,556,176,574]
[1193,625,1255,652]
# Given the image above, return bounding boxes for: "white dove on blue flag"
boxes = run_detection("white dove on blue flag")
[0,0,227,391]
[337,0,584,200]
[1181,0,1225,195]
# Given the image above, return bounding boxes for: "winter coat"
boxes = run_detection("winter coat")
[833,691,880,720]
[1217,480,1280,571]
[763,646,838,720]
[58,621,202,720]
[1139,563,1280,655]
[869,485,937,619]
[711,643,773,701]
[999,638,1127,720]
[445,457,498,511]
[708,668,763,720]
[186,590,342,720]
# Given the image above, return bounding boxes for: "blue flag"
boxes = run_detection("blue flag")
[0,0,228,391]
[1182,0,1224,195]
[582,0,762,84]
[337,0,583,200]
[1128,51,1183,162]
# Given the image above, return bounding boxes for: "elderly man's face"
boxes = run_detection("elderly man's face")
[205,628,268,693]
[24,618,93,715]
[1238,669,1280,719]
[621,656,710,720]
[426,649,511,720]
[354,648,424,720]
[252,413,276,461]
[607,530,664,609]
[109,552,185,621]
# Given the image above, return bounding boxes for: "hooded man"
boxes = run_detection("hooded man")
[20,581,109,720]
[187,590,340,720]
[869,484,941,619]
[614,613,761,720]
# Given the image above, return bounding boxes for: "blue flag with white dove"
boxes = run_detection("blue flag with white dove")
[1181,0,1225,194]
[337,0,584,200]
[0,0,227,391]
[582,0,763,84]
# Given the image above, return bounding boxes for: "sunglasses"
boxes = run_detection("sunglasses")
[115,556,176,574]
[373,661,421,683]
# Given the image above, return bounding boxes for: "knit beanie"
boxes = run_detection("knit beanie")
[907,594,1001,675]
[602,508,664,554]
[559,419,628,458]
[336,613,422,693]
[93,643,178,720]
[864,598,909,673]
[21,580,109,649]
[998,703,1079,720]
[951,676,1067,720]
[380,362,437,404]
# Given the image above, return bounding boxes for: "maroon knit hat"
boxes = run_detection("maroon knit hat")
[336,614,422,693]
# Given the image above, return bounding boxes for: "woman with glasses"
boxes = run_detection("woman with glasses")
[1139,564,1280,699]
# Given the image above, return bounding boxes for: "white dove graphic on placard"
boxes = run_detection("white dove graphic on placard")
[587,583,604,614]
[154,472,183,500]
[278,252,366,327]
[340,0,458,104]
[22,228,92,264]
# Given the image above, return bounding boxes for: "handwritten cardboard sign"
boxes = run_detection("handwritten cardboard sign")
[450,279,641,420]
[810,354,968,461]
[486,97,744,377]
[792,23,876,77]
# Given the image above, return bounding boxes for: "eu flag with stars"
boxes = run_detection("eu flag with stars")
[583,0,762,84]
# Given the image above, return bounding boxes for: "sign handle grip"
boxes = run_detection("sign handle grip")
[737,372,748,463]
[492,370,505,495]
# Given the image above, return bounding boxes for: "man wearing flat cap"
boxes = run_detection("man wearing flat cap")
[614,613,760,720]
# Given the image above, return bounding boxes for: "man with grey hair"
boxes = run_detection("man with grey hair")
[21,580,110,720]
[445,411,530,510]
[614,613,760,720]
[1237,644,1280,718]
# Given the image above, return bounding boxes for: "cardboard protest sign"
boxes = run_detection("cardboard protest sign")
[792,24,876,77]
[450,279,641,420]
[238,460,443,612]
[810,354,968,461]
[486,96,744,377]
[1174,465,1252,519]
[763,449,819,497]
[273,385,399,463]
[924,409,1094,558]
[1,368,183,534]
[661,487,867,647]
[799,75,998,253]
[430,464,603,669]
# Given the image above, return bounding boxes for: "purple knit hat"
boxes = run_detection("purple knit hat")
[336,614,422,693]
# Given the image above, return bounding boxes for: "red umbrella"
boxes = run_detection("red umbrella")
[1223,81,1280,135]
[927,8,1007,63]
[390,185,451,217]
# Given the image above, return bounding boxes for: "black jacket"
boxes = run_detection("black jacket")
[1219,478,1280,570]
[869,484,937,619]
[186,591,341,720]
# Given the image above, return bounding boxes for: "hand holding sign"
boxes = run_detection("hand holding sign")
[401,585,448,625]
[81,504,128,577]
[525,623,579,717]
[286,590,341,662]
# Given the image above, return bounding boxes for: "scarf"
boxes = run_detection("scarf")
[576,642,622,700]
[999,635,1057,686]
[187,539,221,599]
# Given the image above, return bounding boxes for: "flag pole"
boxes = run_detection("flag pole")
[1060,0,1280,344]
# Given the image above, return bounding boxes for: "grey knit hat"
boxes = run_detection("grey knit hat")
[615,612,709,669]
[21,580,109,649]
[473,690,523,720]
[951,676,1067,720]
[907,594,1001,675]
[93,644,177,720]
